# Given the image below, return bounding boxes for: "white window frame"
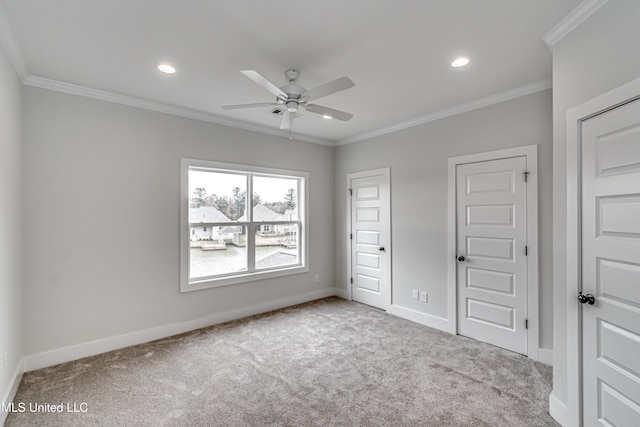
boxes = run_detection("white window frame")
[180,158,308,292]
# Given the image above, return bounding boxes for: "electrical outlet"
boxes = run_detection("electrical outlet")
[419,292,428,303]
[412,289,419,300]
[314,274,320,282]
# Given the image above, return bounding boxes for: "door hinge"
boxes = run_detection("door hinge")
[525,319,528,329]
[524,171,529,183]
[350,233,353,240]
[348,188,353,196]
[350,277,353,284]
[525,245,528,256]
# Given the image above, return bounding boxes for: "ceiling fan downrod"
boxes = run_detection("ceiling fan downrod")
[284,69,299,83]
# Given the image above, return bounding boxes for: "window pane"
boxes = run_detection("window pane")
[189,169,247,221]
[252,176,299,220]
[255,223,299,270]
[190,225,247,278]
[188,168,249,279]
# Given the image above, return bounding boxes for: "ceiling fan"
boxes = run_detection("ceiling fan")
[222,69,355,131]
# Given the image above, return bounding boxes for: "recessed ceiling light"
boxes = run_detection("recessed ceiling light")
[451,57,471,68]
[156,63,176,74]
[323,115,333,120]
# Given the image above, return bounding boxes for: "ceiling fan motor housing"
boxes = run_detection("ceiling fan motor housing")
[280,84,305,98]
[280,81,305,112]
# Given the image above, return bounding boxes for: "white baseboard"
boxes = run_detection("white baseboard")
[549,391,568,426]
[538,348,553,366]
[387,304,449,332]
[1,357,24,425]
[24,288,340,372]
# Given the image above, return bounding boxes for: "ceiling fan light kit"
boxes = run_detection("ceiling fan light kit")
[222,69,355,132]
[286,100,298,113]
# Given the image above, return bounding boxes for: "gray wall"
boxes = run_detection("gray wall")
[0,41,22,405]
[20,84,555,363]
[335,90,554,349]
[551,0,640,408]
[22,87,335,356]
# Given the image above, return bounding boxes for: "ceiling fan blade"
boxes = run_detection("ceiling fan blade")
[280,111,292,130]
[305,104,353,121]
[303,77,355,102]
[222,102,278,110]
[241,70,286,98]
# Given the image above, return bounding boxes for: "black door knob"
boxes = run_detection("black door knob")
[457,256,465,262]
[578,292,595,305]
[379,247,385,252]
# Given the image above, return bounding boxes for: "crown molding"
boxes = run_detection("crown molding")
[335,79,552,146]
[23,75,334,147]
[543,0,609,50]
[21,75,552,149]
[0,3,29,81]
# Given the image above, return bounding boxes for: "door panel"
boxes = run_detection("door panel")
[596,125,640,176]
[356,230,380,246]
[597,258,640,307]
[466,236,515,260]
[597,381,640,426]
[466,204,514,226]
[598,320,640,378]
[357,252,380,269]
[356,274,380,292]
[466,170,515,194]
[581,97,640,426]
[466,299,515,330]
[466,268,515,295]
[350,172,390,310]
[356,206,380,222]
[456,157,528,355]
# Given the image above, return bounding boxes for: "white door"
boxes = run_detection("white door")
[456,157,528,355]
[349,169,390,310]
[581,97,640,426]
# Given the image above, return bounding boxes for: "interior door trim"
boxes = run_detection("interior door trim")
[447,145,539,360]
[346,167,391,310]
[565,75,640,427]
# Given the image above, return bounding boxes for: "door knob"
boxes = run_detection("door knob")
[457,256,465,262]
[578,292,595,305]
[379,247,386,252]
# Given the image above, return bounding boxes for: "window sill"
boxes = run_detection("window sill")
[181,265,309,292]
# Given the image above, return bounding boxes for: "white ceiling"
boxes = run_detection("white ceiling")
[1,0,582,145]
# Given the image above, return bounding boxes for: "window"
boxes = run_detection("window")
[181,159,308,291]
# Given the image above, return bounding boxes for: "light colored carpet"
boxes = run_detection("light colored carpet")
[7,297,556,426]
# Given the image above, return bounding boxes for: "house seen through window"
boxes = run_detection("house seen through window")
[181,159,308,291]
